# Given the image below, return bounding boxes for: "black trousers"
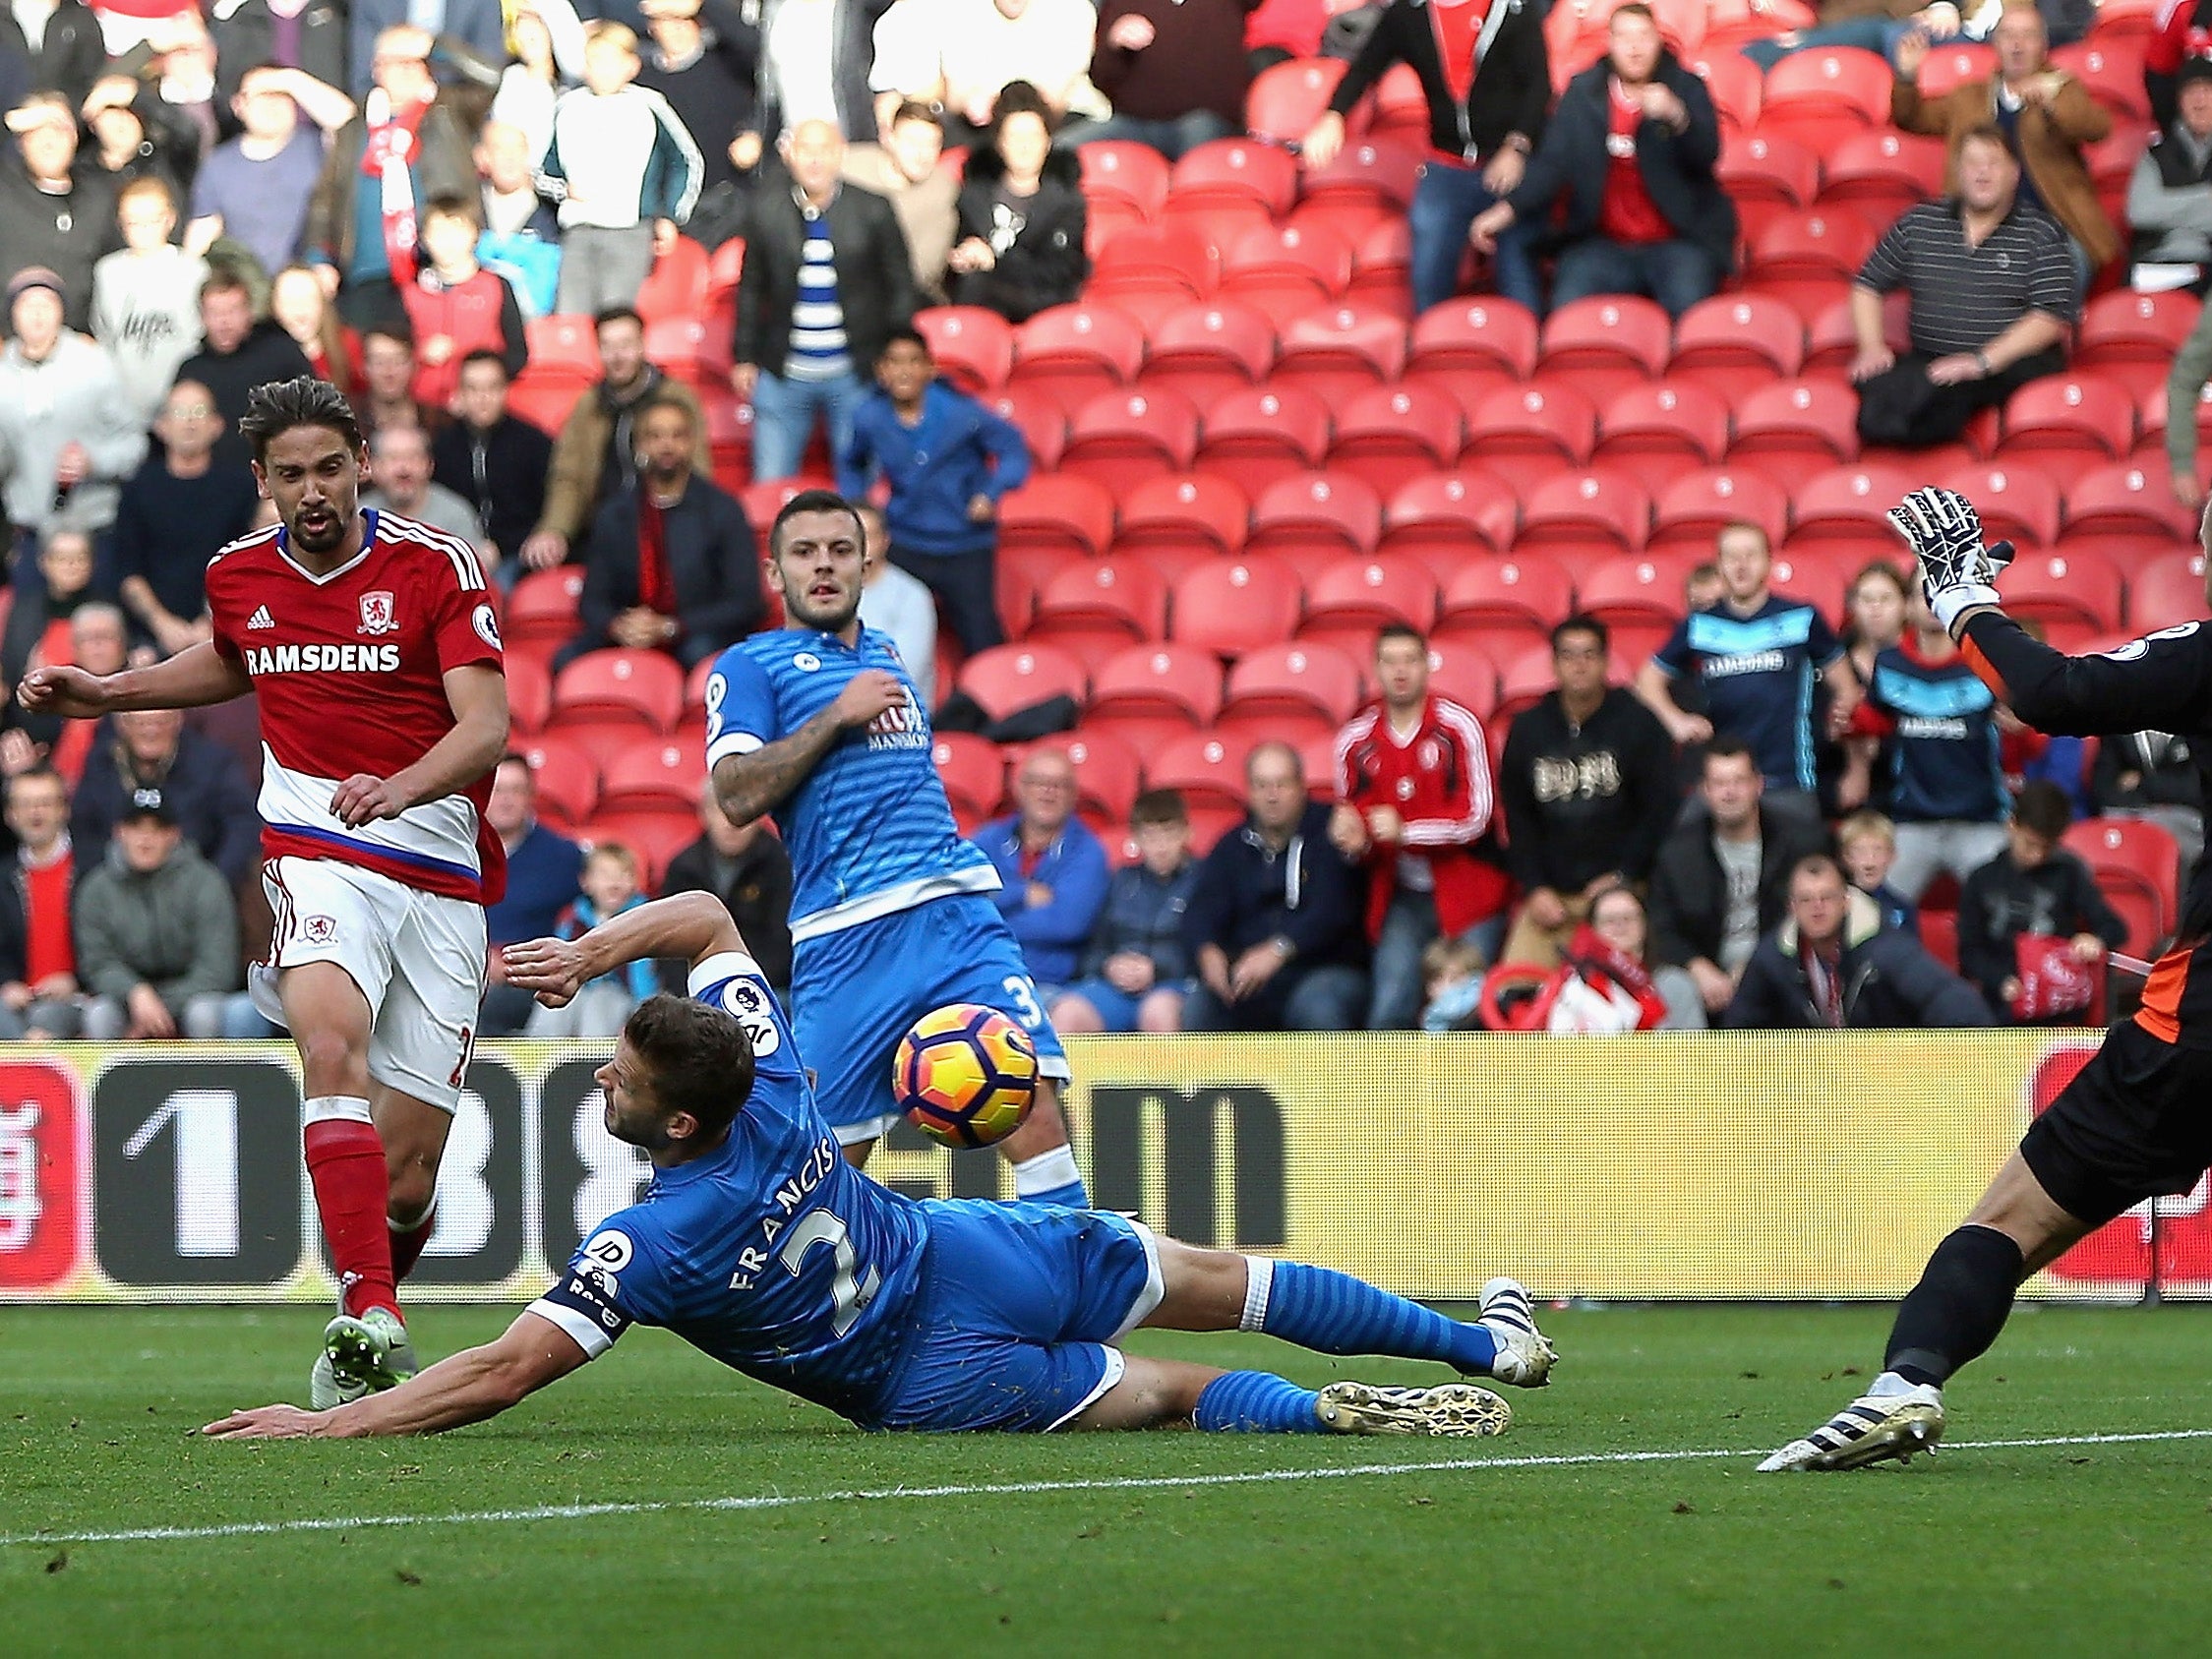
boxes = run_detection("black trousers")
[891,545,1004,655]
[1854,348,2065,449]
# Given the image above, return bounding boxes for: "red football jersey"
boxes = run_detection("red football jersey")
[206,508,508,905]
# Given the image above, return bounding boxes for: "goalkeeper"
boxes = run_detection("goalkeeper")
[1763,487,2212,1473]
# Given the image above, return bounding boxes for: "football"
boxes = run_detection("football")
[893,1002,1040,1149]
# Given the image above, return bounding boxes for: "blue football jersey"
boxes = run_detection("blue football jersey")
[702,626,997,939]
[1869,647,2006,825]
[528,950,932,1424]
[1653,596,1843,792]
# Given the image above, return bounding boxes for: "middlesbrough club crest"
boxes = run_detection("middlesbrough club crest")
[358,591,398,635]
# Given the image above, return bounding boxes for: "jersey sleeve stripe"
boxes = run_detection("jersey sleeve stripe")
[523,1298,618,1360]
[382,514,488,590]
[688,950,767,996]
[206,521,286,569]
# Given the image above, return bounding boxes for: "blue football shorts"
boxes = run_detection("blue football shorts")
[872,1200,1164,1433]
[794,893,1071,1144]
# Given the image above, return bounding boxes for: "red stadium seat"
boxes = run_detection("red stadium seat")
[1299,136,1423,210]
[507,378,585,437]
[1408,295,1541,380]
[1368,62,1430,139]
[1115,472,1251,557]
[1248,471,1386,568]
[1195,384,1334,489]
[1026,728,1145,821]
[1168,137,1300,217]
[1245,56,1348,145]
[915,306,1015,393]
[2076,288,2201,396]
[1345,215,1413,314]
[1219,641,1367,739]
[2053,38,2151,121]
[2125,550,2212,630]
[635,234,708,326]
[1648,467,1792,557]
[996,474,1117,558]
[705,235,745,308]
[1085,196,1150,263]
[1006,303,1148,418]
[740,478,815,531]
[1728,377,1861,472]
[1575,553,1699,658]
[1088,222,1223,324]
[519,732,602,830]
[2062,460,2197,558]
[1817,128,1948,218]
[1998,374,2136,461]
[552,649,686,730]
[1465,382,1599,466]
[1915,39,1995,96]
[2063,816,2182,951]
[1749,208,1882,289]
[1274,302,1408,403]
[1786,462,1923,546]
[576,808,695,889]
[506,649,553,736]
[1086,642,1226,741]
[932,732,1007,824]
[1327,383,1466,495]
[1297,554,1443,656]
[1168,554,1306,656]
[1715,131,1820,207]
[1536,295,1672,405]
[1919,908,1959,971]
[1137,299,1277,409]
[525,314,602,383]
[1219,220,1354,326]
[1756,47,1891,148]
[956,643,1089,720]
[1059,386,1202,494]
[1437,553,1577,644]
[1806,288,1908,373]
[1515,467,1652,552]
[1939,462,2063,549]
[598,737,706,813]
[1667,293,1807,393]
[1592,381,1732,493]
[506,565,585,648]
[1029,558,1170,662]
[1079,140,1171,219]
[1422,637,1501,718]
[984,390,1063,474]
[645,314,731,384]
[1146,729,1255,810]
[1689,48,1763,132]
[1379,469,1520,567]
[1996,548,2126,634]
[2090,0,2160,39]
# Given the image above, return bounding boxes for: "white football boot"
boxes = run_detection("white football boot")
[1476,1276,1557,1388]
[1757,1385,1945,1472]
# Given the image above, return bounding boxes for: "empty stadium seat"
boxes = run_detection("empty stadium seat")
[1575,553,1698,661]
[525,314,602,382]
[915,306,1015,392]
[1748,210,1882,317]
[933,732,1007,826]
[645,314,730,384]
[1244,56,1348,145]
[1274,302,1409,403]
[507,565,586,649]
[1379,470,1520,569]
[1299,136,1423,211]
[1088,222,1223,325]
[1817,128,1947,218]
[1689,48,1763,131]
[1345,216,1413,314]
[520,733,602,829]
[1219,642,1367,739]
[598,737,707,813]
[1436,554,1577,646]
[1147,729,1255,811]
[1715,131,1820,207]
[1060,386,1202,494]
[507,378,585,437]
[1408,295,1541,382]
[2063,816,2181,952]
[2053,38,2151,121]
[1422,638,1501,718]
[1167,137,1300,217]
[1247,471,1386,570]
[2125,550,2211,629]
[987,389,1068,472]
[1728,377,1861,472]
[552,649,686,730]
[1168,555,1306,656]
[1078,140,1171,219]
[1516,467,1652,551]
[1028,558,1171,663]
[635,235,709,325]
[1006,303,1148,418]
[1996,548,2126,636]
[1757,47,1891,148]
[1194,384,1333,489]
[1465,382,1599,466]
[1999,374,2136,461]
[1786,462,1923,546]
[1115,472,1251,557]
[1667,292,1807,393]
[1648,467,1792,557]
[1806,287,1908,373]
[1297,554,1443,656]
[1592,381,1732,492]
[1536,295,1672,405]
[1137,299,1277,409]
[1940,462,2063,549]
[2062,461,2197,558]
[507,650,552,736]
[996,474,1117,558]
[1218,221,1354,326]
[2076,289,2202,395]
[956,643,1089,720]
[1914,38,1995,96]
[1085,642,1226,742]
[1328,383,1466,494]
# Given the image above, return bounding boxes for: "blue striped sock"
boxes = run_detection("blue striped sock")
[1193,1370,1323,1433]
[1257,1262,1497,1375]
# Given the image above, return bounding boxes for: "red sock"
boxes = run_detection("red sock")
[303,1110,399,1321]
[389,1207,436,1283]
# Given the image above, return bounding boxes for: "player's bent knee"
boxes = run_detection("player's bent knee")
[1966,1152,2087,1264]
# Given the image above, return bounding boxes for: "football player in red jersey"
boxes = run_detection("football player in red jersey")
[21,378,509,1407]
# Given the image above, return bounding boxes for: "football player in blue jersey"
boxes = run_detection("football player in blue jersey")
[699,488,1089,1207]
[204,892,1558,1442]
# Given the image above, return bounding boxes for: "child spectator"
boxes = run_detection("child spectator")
[539,21,705,317]
[1418,934,1487,1034]
[1838,810,1919,936]
[2,531,100,690]
[526,842,656,1037]
[90,175,207,427]
[400,193,529,411]
[838,326,1031,656]
[476,119,564,320]
[1050,788,1201,1035]
[269,264,363,394]
[1957,782,2128,1022]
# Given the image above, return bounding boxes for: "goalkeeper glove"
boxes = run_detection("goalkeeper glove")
[1885,486,2014,636]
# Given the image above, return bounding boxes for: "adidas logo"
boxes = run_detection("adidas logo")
[248,606,275,630]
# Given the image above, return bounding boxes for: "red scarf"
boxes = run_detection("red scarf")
[636,494,675,615]
[359,89,431,285]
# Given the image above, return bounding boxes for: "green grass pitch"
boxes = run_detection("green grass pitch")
[8,1304,2212,1654]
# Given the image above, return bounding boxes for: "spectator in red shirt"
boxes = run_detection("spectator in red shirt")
[400,193,529,411]
[0,766,86,1038]
[1471,3,1734,317]
[1330,623,1510,1030]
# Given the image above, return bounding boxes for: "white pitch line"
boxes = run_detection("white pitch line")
[7,1427,2211,1551]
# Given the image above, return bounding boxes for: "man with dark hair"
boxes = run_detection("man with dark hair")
[1051,787,1200,1035]
[1330,623,1505,1029]
[706,488,1090,1205]
[0,766,86,1039]
[0,90,120,329]
[560,390,763,670]
[1189,741,1369,1033]
[519,306,709,573]
[1849,125,2076,449]
[21,374,509,1413]
[355,321,437,448]
[207,891,1556,1444]
[1723,851,1992,1030]
[480,751,584,1037]
[838,326,1030,655]
[1647,738,1831,1016]
[1470,2,1732,316]
[1957,779,2126,1018]
[432,351,556,576]
[1498,613,1677,968]
[173,270,318,470]
[842,102,960,304]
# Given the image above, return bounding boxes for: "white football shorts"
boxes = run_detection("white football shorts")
[258,856,488,1113]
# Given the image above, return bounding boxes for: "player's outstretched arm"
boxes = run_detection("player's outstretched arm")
[331,663,511,827]
[17,641,251,719]
[202,1311,589,1440]
[1954,610,2212,740]
[506,890,747,1004]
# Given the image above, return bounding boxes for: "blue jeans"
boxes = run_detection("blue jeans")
[1054,976,1195,1033]
[1410,158,1543,317]
[1551,237,1721,320]
[1737,16,1913,70]
[749,368,865,483]
[1076,110,1234,160]
[1367,887,1508,1032]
